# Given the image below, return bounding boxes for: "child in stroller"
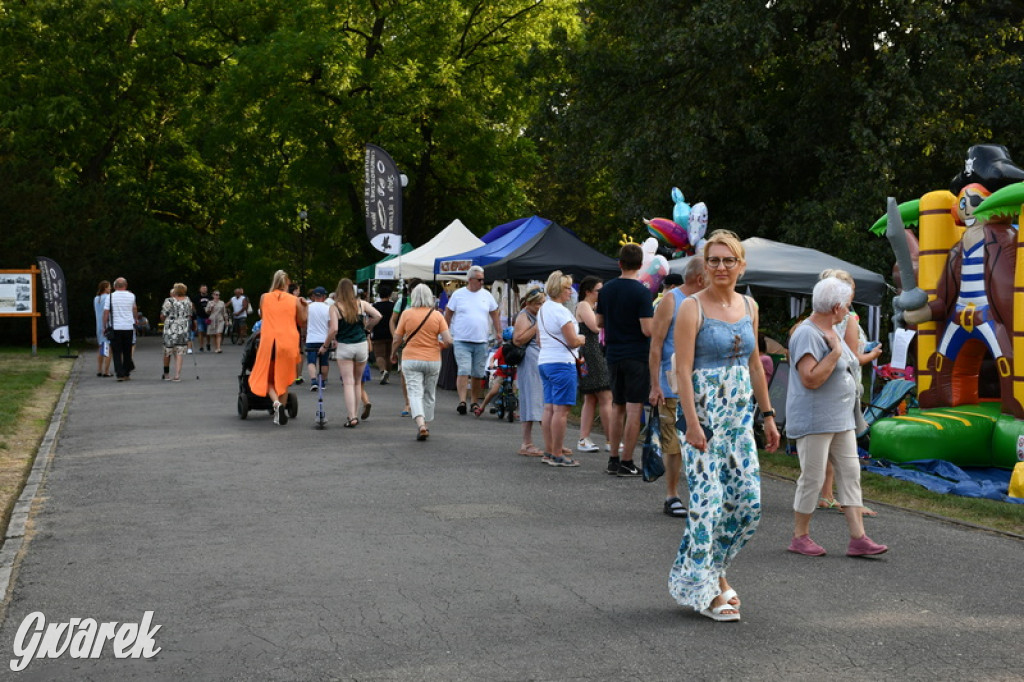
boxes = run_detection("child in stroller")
[237,328,299,420]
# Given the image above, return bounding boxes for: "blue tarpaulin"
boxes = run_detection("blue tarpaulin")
[864,459,1024,504]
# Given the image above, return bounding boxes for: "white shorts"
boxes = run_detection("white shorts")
[335,340,369,363]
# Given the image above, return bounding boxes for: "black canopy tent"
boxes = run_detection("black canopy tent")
[482,222,620,283]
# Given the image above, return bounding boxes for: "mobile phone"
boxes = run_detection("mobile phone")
[864,341,880,352]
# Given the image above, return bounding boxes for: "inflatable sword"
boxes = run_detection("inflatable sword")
[887,196,928,328]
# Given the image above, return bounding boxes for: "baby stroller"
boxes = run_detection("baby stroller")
[237,333,299,420]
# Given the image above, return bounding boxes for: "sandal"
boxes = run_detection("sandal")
[457,402,467,415]
[561,447,572,456]
[862,505,878,517]
[817,497,841,511]
[417,426,429,441]
[700,601,741,622]
[544,455,580,467]
[719,588,741,608]
[344,418,359,428]
[361,403,372,420]
[663,497,687,518]
[518,445,544,457]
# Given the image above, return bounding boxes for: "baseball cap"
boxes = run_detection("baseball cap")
[311,286,327,296]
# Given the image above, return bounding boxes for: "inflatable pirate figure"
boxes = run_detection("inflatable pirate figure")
[901,144,1024,418]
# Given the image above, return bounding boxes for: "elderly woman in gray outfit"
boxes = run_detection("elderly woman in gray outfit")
[786,277,888,558]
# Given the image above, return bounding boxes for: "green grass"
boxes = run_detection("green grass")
[759,449,1024,537]
[0,346,75,538]
[0,350,64,435]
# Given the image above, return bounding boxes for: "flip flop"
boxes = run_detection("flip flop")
[361,403,372,420]
[862,505,878,517]
[518,445,544,457]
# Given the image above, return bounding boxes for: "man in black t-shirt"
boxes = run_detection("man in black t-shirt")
[194,284,211,351]
[595,243,654,477]
[372,284,396,384]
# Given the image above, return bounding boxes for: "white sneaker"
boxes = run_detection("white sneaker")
[577,438,600,453]
[186,348,193,355]
[605,443,611,452]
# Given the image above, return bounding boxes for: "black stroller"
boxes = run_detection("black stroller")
[237,333,299,420]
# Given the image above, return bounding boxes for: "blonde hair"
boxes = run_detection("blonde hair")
[269,270,289,292]
[333,278,360,323]
[703,229,745,261]
[544,270,572,299]
[820,268,854,287]
[172,282,187,296]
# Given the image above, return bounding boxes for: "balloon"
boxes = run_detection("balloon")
[637,237,669,294]
[688,202,708,252]
[671,187,691,227]
[645,217,691,252]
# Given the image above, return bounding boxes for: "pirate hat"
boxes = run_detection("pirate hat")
[950,144,1024,195]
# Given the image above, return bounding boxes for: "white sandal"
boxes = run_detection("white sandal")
[700,603,741,622]
[719,588,741,607]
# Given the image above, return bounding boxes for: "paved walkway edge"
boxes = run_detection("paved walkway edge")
[0,356,79,623]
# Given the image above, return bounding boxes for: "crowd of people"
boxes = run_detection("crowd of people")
[94,229,888,622]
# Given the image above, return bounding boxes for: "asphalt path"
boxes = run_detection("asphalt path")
[0,337,1020,681]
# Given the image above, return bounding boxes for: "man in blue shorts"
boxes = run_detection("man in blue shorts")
[305,286,331,390]
[444,266,501,415]
[596,244,653,476]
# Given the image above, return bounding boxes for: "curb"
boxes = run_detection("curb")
[0,356,78,623]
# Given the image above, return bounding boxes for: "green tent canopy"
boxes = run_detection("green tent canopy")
[356,242,414,282]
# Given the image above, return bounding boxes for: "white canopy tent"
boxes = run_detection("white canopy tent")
[373,219,483,281]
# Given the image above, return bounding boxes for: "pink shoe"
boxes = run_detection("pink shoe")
[847,535,888,557]
[788,534,826,556]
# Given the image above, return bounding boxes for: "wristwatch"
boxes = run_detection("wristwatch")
[761,409,776,419]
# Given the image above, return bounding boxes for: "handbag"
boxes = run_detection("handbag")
[103,290,114,341]
[641,405,666,483]
[396,309,434,351]
[501,341,526,367]
[539,307,585,377]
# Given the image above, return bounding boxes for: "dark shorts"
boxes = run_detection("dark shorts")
[305,343,330,367]
[608,357,650,405]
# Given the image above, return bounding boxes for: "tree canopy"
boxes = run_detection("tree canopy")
[2,0,1023,340]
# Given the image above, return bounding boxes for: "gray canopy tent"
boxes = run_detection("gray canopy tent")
[669,237,889,340]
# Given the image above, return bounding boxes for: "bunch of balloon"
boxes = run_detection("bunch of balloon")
[644,187,710,259]
[637,237,669,294]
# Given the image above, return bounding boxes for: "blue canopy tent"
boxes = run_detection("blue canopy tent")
[482,222,619,283]
[434,215,551,279]
[479,216,532,244]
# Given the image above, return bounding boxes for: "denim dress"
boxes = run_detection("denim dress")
[668,298,761,612]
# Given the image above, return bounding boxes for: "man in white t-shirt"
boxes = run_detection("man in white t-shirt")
[102,277,139,381]
[444,266,500,414]
[305,286,331,390]
[230,288,250,342]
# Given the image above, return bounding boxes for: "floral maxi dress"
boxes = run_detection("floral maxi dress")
[668,297,761,612]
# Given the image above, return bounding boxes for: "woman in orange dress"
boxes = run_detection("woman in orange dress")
[249,270,308,425]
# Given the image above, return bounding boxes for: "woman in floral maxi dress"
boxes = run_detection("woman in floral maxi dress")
[668,230,779,622]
